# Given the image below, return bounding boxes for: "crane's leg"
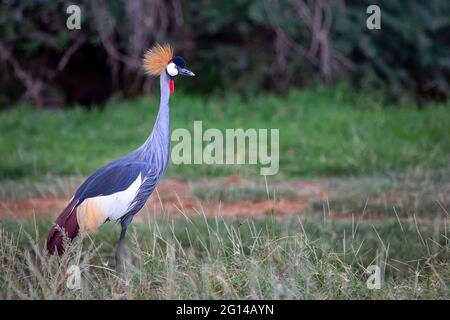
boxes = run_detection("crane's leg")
[115,220,130,273]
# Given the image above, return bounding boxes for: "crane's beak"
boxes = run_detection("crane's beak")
[179,68,195,77]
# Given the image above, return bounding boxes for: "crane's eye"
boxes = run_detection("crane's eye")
[166,62,178,76]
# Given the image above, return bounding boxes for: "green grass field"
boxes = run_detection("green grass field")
[0,87,449,299]
[1,86,449,180]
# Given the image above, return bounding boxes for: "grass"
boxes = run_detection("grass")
[0,164,447,299]
[320,166,450,219]
[193,185,297,202]
[0,86,449,180]
[0,213,448,299]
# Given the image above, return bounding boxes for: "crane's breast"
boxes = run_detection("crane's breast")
[76,174,143,232]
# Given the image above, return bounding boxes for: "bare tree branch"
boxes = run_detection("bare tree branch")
[57,33,88,72]
[0,42,44,106]
[266,0,354,84]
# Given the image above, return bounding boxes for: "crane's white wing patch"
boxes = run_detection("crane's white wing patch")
[77,174,142,232]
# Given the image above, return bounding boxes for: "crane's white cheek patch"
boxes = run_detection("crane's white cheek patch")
[166,62,178,76]
[77,174,142,232]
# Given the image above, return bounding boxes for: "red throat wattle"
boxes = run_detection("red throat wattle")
[169,79,175,93]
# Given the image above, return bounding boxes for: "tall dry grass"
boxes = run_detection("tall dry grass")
[1,206,448,299]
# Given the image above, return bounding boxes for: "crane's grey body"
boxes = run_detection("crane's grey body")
[73,72,171,228]
[68,72,173,270]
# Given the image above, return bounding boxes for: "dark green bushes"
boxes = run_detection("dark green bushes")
[0,0,449,108]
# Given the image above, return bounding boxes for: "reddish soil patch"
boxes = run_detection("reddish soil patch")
[0,177,325,221]
[0,197,71,220]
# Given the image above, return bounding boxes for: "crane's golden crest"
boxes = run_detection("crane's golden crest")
[143,43,174,76]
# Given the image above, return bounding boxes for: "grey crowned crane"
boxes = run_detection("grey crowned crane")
[46,44,194,270]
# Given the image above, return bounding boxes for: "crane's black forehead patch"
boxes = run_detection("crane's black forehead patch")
[172,56,186,68]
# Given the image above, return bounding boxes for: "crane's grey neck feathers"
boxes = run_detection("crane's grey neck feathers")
[137,72,171,170]
[123,71,172,217]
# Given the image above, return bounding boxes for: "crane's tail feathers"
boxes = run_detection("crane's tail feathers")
[46,199,79,255]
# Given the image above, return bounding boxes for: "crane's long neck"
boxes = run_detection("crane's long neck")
[139,72,171,167]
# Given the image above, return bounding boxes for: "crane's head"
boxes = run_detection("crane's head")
[143,43,194,93]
